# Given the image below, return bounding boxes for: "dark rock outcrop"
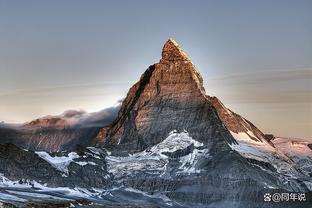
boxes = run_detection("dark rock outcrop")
[0,143,111,188]
[0,143,62,184]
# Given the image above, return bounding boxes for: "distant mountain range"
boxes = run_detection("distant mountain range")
[0,39,311,207]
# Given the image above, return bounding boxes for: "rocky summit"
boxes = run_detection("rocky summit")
[0,39,311,207]
[97,38,237,153]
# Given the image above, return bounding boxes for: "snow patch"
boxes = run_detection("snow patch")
[6,190,71,201]
[230,131,262,144]
[75,161,97,166]
[0,193,27,202]
[229,142,268,162]
[229,132,302,176]
[106,130,207,178]
[0,174,33,189]
[35,152,80,173]
[272,137,312,176]
[178,148,209,174]
[150,130,203,155]
[0,175,108,202]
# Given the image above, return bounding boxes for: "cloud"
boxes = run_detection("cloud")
[23,100,122,128]
[61,110,87,118]
[77,103,122,128]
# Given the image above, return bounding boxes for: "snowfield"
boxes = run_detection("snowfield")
[0,174,174,206]
[271,137,312,176]
[106,130,210,178]
[35,152,80,173]
[229,130,312,185]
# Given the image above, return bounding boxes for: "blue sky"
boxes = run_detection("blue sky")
[0,0,311,138]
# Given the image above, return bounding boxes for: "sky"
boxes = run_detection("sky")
[0,0,311,139]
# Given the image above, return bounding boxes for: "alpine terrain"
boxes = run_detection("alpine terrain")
[0,39,311,208]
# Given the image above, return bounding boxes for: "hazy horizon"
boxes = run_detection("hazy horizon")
[0,0,311,139]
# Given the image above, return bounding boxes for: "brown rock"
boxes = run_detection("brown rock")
[97,39,240,154]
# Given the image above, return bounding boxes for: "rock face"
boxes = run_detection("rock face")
[207,96,273,144]
[98,39,237,154]
[97,39,274,154]
[0,143,62,183]
[0,143,111,188]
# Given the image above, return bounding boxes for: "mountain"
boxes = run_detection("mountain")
[0,39,311,207]
[96,39,274,154]
[96,39,238,153]
[0,106,120,152]
[0,143,110,188]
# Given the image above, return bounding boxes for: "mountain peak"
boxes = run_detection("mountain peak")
[161,38,191,62]
[95,39,272,154]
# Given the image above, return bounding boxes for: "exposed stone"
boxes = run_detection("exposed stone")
[97,39,243,154]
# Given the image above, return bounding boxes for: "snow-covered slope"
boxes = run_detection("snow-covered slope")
[0,171,177,207]
[272,137,311,160]
[0,131,311,207]
[36,152,80,173]
[271,137,312,176]
[229,130,310,176]
[106,130,210,178]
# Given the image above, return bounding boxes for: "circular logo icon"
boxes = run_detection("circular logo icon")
[272,193,281,203]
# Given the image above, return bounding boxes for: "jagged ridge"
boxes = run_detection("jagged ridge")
[96,39,271,154]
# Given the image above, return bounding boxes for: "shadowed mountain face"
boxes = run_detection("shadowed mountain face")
[0,125,100,152]
[0,39,311,207]
[0,107,120,152]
